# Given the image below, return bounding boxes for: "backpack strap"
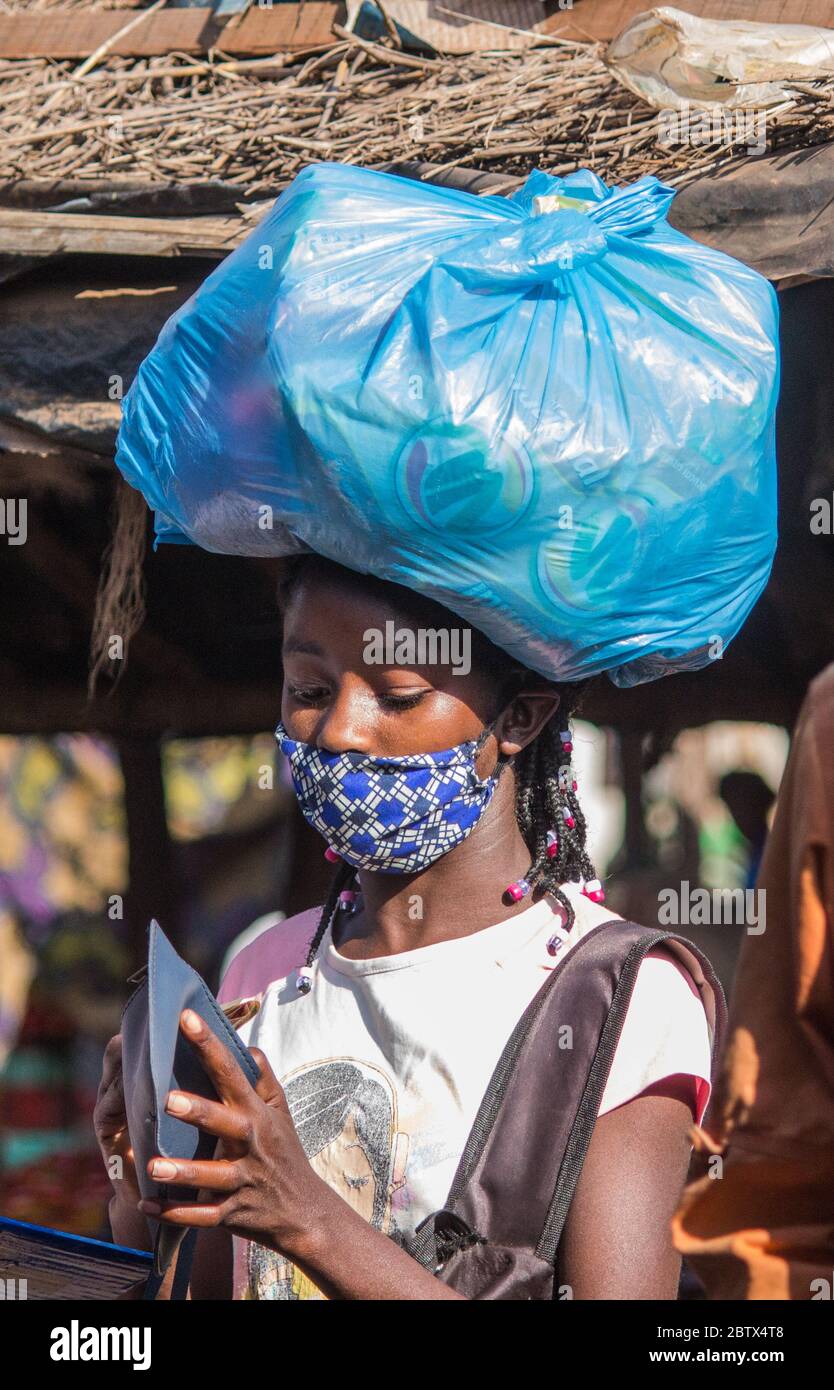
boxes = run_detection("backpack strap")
[405,919,726,1273]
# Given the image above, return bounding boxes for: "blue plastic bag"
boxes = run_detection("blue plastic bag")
[115,162,779,687]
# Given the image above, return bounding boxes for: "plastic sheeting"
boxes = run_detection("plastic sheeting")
[606,6,834,110]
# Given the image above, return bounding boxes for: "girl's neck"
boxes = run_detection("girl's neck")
[332,777,536,961]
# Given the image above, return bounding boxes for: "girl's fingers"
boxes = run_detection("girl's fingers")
[145,1156,240,1192]
[248,1046,285,1105]
[164,1089,251,1143]
[178,1010,253,1105]
[137,1198,229,1228]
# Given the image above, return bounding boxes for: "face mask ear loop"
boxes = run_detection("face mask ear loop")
[472,712,514,788]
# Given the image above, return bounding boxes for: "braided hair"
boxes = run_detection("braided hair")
[276,556,598,970]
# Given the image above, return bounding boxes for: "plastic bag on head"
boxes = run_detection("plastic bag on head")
[115,161,779,687]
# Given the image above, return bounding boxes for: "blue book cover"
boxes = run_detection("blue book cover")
[0,1215,152,1300]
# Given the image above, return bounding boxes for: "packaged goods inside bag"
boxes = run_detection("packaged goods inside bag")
[115,162,779,687]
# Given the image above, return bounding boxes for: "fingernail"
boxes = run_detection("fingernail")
[152,1159,177,1179]
[181,1009,201,1036]
[167,1092,190,1115]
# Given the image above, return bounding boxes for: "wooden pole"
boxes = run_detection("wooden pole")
[117,735,181,973]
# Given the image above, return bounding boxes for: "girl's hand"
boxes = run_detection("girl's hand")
[137,1010,331,1260]
[94,1033,152,1251]
[94,1033,142,1207]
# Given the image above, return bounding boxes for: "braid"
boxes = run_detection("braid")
[513,682,598,932]
[305,858,357,968]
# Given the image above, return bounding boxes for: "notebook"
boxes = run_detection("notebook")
[0,1215,152,1300]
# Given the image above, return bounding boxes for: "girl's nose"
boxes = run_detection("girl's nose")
[315,684,373,754]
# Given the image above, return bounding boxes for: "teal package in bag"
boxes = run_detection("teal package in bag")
[114,162,779,687]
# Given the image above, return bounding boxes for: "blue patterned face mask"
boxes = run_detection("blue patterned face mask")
[275,718,509,874]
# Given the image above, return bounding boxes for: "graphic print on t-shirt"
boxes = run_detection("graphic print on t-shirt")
[246,1056,410,1300]
[222,892,713,1299]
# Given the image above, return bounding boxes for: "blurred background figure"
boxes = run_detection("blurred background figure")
[719,770,775,890]
[673,664,834,1300]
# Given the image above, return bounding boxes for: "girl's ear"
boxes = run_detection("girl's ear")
[497,689,561,756]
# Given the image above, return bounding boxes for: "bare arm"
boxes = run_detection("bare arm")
[277,1186,467,1300]
[188,1227,234,1300]
[558,1078,696,1300]
[174,1090,694,1302]
[183,1087,693,1303]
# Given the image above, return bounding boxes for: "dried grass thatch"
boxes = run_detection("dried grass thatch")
[1,29,834,196]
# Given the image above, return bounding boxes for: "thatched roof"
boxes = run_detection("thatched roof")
[3,24,834,199]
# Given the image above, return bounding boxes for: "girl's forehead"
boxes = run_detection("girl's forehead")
[280,558,521,694]
[283,586,406,656]
[285,568,460,640]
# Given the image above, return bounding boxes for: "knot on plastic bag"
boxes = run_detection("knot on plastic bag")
[514,169,676,239]
[443,208,607,293]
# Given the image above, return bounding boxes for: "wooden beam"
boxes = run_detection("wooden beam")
[541,0,834,42]
[0,6,342,61]
[0,207,249,259]
[0,679,285,738]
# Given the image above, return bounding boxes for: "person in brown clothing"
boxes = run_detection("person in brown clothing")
[673,662,834,1299]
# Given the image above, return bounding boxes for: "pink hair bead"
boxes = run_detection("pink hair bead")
[582,879,606,904]
[324,846,341,863]
[506,878,531,903]
[339,890,357,913]
[562,808,575,829]
[546,829,559,859]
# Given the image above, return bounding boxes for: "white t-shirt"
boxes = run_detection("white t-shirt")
[217,884,713,1300]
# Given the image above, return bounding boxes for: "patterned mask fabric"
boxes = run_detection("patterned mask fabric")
[274,720,507,874]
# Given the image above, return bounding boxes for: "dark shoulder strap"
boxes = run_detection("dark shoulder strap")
[408,919,726,1271]
[538,925,725,1265]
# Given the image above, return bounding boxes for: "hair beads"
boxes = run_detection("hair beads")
[511,704,601,925]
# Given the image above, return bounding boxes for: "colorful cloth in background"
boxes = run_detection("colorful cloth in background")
[673,663,834,1299]
[0,911,36,1071]
[0,736,126,941]
[0,732,286,1216]
[0,733,282,939]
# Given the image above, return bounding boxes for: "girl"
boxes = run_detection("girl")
[96,553,715,1300]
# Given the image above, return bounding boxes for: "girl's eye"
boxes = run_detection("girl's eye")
[378,690,428,712]
[287,684,330,706]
